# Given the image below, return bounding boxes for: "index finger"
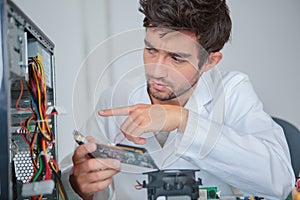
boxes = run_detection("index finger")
[98,106,133,116]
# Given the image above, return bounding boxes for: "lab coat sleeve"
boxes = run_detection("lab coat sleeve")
[60,122,112,199]
[80,89,117,199]
[60,89,116,200]
[176,73,294,199]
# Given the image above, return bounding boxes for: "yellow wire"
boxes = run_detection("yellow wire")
[37,120,50,141]
[32,63,43,119]
[49,161,66,200]
[31,62,49,140]
[30,57,65,199]
[33,59,52,141]
[37,59,53,140]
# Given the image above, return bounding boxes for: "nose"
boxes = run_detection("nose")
[146,55,168,78]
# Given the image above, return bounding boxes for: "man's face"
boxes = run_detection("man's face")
[143,28,204,102]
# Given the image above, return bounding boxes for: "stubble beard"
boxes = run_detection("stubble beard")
[146,76,199,102]
[147,84,177,101]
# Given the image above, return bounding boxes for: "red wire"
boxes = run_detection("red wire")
[44,154,51,180]
[50,157,59,172]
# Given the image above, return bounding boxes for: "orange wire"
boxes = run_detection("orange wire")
[31,62,51,141]
[30,132,38,171]
[16,79,33,112]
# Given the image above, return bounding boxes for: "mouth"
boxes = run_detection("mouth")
[150,80,169,91]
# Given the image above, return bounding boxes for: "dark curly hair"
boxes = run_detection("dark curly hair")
[139,0,232,53]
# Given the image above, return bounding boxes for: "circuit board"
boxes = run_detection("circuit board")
[73,130,158,169]
[92,143,158,169]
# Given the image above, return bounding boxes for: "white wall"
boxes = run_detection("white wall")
[12,0,300,163]
[221,0,300,130]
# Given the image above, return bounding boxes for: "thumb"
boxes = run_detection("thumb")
[72,142,97,164]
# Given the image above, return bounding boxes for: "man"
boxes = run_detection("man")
[69,0,294,199]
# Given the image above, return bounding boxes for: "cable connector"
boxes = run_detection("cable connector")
[46,105,67,115]
[22,180,55,197]
[73,130,87,145]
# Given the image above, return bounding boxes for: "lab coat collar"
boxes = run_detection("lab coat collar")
[184,69,214,114]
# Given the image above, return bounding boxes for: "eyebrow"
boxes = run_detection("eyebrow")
[144,39,153,48]
[144,39,192,59]
[170,52,192,59]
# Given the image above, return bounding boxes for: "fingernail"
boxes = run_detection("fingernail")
[85,142,96,152]
[98,110,105,115]
[138,138,146,144]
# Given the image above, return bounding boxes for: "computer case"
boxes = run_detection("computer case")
[0,0,59,199]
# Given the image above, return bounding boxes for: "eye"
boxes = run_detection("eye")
[172,56,185,64]
[145,47,157,54]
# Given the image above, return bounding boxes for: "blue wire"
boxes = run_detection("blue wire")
[30,95,41,121]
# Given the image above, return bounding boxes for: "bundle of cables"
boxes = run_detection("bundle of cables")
[16,55,68,200]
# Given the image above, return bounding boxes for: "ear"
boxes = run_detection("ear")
[201,52,223,72]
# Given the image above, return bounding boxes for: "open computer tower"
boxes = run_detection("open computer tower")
[0,0,61,199]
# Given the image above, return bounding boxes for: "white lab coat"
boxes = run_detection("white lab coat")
[67,68,294,200]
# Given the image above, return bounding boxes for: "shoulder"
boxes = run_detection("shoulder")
[206,68,262,110]
[203,69,253,99]
[211,69,259,104]
[220,70,250,90]
[217,70,264,123]
[211,70,254,98]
